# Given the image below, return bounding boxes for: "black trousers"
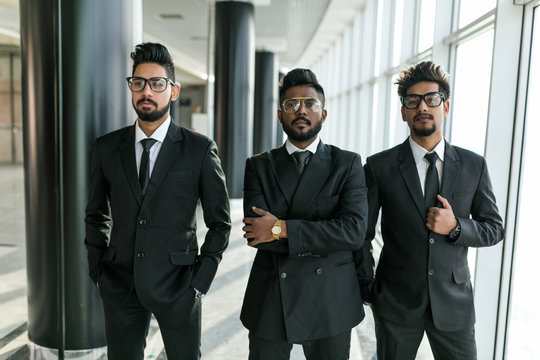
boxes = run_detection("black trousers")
[102,288,201,360]
[373,310,477,360]
[248,330,351,360]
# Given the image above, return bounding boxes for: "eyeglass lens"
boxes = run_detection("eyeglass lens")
[282,98,321,113]
[128,77,169,92]
[403,92,444,109]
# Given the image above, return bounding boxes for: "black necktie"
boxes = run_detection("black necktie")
[139,138,157,195]
[292,151,312,175]
[424,152,439,210]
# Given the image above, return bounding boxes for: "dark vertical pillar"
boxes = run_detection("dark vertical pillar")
[276,71,285,146]
[253,51,278,154]
[214,1,255,198]
[20,0,139,352]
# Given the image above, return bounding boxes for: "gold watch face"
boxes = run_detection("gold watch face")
[272,226,280,235]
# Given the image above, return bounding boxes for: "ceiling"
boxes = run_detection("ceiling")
[0,0,366,85]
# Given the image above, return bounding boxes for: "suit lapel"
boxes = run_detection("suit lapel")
[290,142,333,214]
[270,146,299,206]
[440,141,460,199]
[141,122,182,209]
[397,139,425,219]
[120,125,143,206]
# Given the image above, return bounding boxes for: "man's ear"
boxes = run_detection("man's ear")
[277,110,283,124]
[401,106,406,122]
[321,109,327,123]
[171,83,181,101]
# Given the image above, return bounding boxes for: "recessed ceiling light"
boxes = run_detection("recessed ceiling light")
[159,13,184,20]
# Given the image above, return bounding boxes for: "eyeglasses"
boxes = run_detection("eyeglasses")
[126,76,175,92]
[281,97,323,113]
[401,92,445,109]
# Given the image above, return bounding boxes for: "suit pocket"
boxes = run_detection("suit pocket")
[169,169,193,180]
[169,250,197,265]
[453,265,471,284]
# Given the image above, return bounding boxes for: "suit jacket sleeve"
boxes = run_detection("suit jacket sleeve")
[84,139,111,284]
[243,156,290,253]
[285,153,368,255]
[190,140,231,294]
[452,157,504,247]
[354,158,379,302]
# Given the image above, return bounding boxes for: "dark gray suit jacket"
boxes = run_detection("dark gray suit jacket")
[357,138,504,331]
[85,122,230,311]
[241,142,368,342]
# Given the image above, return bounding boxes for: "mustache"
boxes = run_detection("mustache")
[292,116,311,125]
[137,97,158,106]
[414,113,433,121]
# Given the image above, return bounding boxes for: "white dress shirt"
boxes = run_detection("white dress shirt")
[285,136,321,157]
[135,117,171,177]
[409,137,445,196]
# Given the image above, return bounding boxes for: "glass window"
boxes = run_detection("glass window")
[418,0,437,52]
[458,0,496,28]
[450,29,494,156]
[506,9,540,358]
[392,0,404,66]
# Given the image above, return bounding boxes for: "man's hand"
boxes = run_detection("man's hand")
[426,195,458,235]
[242,206,278,247]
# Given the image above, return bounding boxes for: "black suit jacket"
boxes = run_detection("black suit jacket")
[85,122,230,311]
[240,142,368,342]
[357,138,504,331]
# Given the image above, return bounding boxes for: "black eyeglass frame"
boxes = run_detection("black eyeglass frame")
[400,91,446,109]
[126,76,176,92]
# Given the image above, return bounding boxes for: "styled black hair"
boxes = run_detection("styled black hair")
[131,42,175,81]
[279,68,325,107]
[396,61,450,100]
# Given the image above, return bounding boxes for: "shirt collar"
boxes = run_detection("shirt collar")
[285,136,320,155]
[408,136,445,164]
[135,117,171,144]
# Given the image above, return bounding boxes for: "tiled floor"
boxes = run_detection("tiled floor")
[0,164,431,360]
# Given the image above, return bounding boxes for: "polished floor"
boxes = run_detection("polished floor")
[0,164,433,359]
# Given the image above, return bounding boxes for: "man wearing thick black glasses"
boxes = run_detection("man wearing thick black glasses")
[85,42,230,360]
[357,61,504,359]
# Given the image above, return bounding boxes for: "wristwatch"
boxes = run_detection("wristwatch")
[449,220,461,240]
[271,219,282,240]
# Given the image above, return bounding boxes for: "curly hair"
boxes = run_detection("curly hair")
[396,61,450,100]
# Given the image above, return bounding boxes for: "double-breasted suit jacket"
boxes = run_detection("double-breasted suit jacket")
[241,141,368,343]
[357,138,504,331]
[85,122,231,311]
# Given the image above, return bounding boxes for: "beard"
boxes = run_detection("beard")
[133,97,171,122]
[411,114,437,137]
[282,115,323,142]
[412,125,437,137]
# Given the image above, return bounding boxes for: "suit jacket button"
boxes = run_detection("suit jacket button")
[429,238,435,244]
[428,269,434,276]
[316,268,323,275]
[139,219,147,225]
[137,252,144,259]
[280,272,287,279]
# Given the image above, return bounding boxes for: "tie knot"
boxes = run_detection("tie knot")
[293,151,311,165]
[292,151,312,175]
[424,152,438,166]
[141,138,157,151]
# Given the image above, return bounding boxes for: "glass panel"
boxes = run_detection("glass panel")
[506,8,540,358]
[418,0,437,52]
[392,0,404,66]
[450,29,494,284]
[458,0,496,28]
[451,29,494,156]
